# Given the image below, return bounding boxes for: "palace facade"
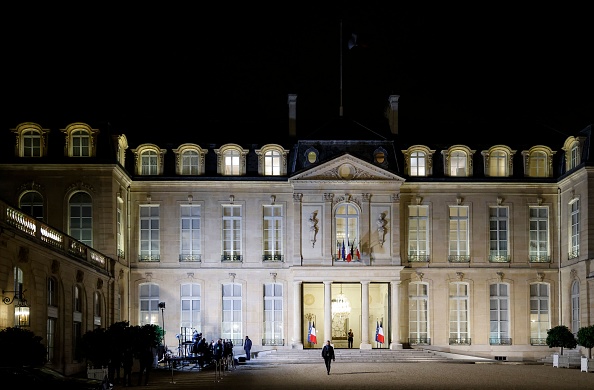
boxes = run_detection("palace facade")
[1,95,592,375]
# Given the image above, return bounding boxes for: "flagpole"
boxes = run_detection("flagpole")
[339,19,344,117]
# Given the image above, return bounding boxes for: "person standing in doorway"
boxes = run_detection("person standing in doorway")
[321,340,335,375]
[244,336,253,361]
[347,329,354,348]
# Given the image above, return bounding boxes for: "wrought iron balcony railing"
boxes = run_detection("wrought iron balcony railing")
[408,337,431,346]
[139,254,160,262]
[179,254,202,262]
[568,250,579,260]
[408,254,430,262]
[489,337,512,345]
[221,255,242,262]
[262,338,284,346]
[449,337,471,345]
[489,255,511,263]
[262,255,284,262]
[530,338,547,346]
[529,255,550,263]
[448,255,470,263]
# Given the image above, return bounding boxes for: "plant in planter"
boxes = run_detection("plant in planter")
[577,325,594,372]
[546,325,577,355]
[577,325,594,359]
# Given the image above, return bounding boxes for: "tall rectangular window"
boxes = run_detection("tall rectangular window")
[181,150,199,175]
[489,283,510,345]
[222,283,242,343]
[23,130,42,157]
[530,283,550,345]
[263,205,283,261]
[46,318,56,363]
[571,281,580,333]
[139,283,160,326]
[409,282,429,344]
[264,283,283,346]
[117,204,124,258]
[141,150,158,175]
[449,206,469,261]
[181,283,201,332]
[71,130,90,157]
[489,206,509,262]
[489,151,508,176]
[180,205,201,261]
[529,206,549,262]
[570,144,579,169]
[139,204,160,261]
[450,151,467,176]
[569,199,580,259]
[408,205,429,261]
[69,192,93,247]
[222,205,242,261]
[449,282,469,344]
[410,151,426,176]
[224,150,240,175]
[264,150,281,175]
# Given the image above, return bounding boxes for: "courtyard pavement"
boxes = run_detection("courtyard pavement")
[119,358,594,390]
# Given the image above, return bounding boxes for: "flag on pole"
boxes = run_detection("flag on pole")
[310,322,317,344]
[341,240,346,260]
[355,243,361,260]
[336,241,341,259]
[377,321,385,344]
[375,321,379,342]
[307,320,312,343]
[346,240,352,262]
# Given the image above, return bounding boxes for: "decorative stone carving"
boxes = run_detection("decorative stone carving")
[456,272,464,281]
[51,259,60,274]
[497,271,504,282]
[97,278,103,290]
[308,211,319,248]
[76,270,84,283]
[377,212,387,246]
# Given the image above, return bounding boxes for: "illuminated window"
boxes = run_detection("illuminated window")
[222,205,242,261]
[409,282,429,344]
[131,144,166,175]
[60,123,99,157]
[264,283,283,345]
[402,146,434,177]
[181,283,201,332]
[482,146,515,177]
[215,144,248,176]
[222,283,242,342]
[11,122,49,157]
[173,144,208,175]
[530,283,550,344]
[139,283,160,326]
[449,282,469,344]
[489,283,510,345]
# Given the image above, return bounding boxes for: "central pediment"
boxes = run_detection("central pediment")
[289,154,404,183]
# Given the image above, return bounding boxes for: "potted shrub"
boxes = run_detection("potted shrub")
[546,325,577,368]
[577,325,594,372]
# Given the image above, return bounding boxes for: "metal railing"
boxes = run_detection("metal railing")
[449,337,471,345]
[529,255,550,263]
[530,338,547,346]
[139,254,160,262]
[568,250,579,260]
[408,337,431,345]
[489,337,512,345]
[448,255,470,263]
[221,255,242,262]
[262,255,284,262]
[489,255,511,263]
[262,338,284,346]
[179,254,202,262]
[408,254,430,262]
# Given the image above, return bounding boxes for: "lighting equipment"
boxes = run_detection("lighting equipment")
[2,286,30,327]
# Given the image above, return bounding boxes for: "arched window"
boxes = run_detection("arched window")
[449,282,470,345]
[139,283,160,326]
[215,144,248,176]
[222,283,242,342]
[489,283,510,345]
[94,291,102,329]
[60,123,99,157]
[571,280,580,333]
[11,122,49,157]
[181,283,201,332]
[530,282,550,345]
[408,282,429,345]
[19,191,44,221]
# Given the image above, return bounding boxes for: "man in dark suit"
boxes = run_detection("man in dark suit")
[321,340,335,375]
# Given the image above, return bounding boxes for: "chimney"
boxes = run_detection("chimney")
[288,94,297,137]
[388,95,399,135]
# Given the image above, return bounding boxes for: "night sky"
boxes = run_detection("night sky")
[3,5,593,140]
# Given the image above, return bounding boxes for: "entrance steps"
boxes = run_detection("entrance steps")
[251,348,462,364]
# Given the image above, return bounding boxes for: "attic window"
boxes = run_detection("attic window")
[375,152,385,164]
[307,151,317,164]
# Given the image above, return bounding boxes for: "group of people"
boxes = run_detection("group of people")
[112,345,154,387]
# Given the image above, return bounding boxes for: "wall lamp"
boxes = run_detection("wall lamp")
[2,287,30,327]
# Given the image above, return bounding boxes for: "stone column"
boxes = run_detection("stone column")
[390,281,402,349]
[292,280,303,349]
[360,281,371,349]
[324,280,332,344]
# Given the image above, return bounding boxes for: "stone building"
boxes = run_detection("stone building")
[0,94,592,375]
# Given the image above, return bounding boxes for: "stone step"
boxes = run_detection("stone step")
[251,349,455,364]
